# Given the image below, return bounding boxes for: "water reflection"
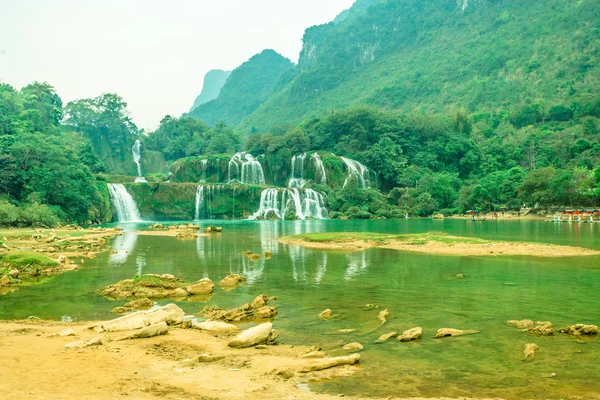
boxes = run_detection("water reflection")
[108,232,138,265]
[344,251,370,281]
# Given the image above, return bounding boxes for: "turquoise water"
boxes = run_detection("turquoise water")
[1,219,599,398]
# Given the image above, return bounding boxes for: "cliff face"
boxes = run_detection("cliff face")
[189,69,231,112]
[186,50,294,127]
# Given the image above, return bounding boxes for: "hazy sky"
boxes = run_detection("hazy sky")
[0,0,354,130]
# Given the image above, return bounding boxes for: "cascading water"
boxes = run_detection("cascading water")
[194,185,205,220]
[195,184,224,219]
[107,183,142,222]
[311,153,327,185]
[249,188,328,220]
[341,156,375,189]
[199,159,209,182]
[132,140,147,183]
[227,153,265,185]
[288,153,307,188]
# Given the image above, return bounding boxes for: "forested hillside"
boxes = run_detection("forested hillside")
[186,50,294,127]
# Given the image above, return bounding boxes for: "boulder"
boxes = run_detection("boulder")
[59,328,75,337]
[186,278,214,295]
[255,306,278,319]
[398,327,422,342]
[94,304,185,332]
[144,303,185,326]
[435,328,479,338]
[508,319,534,329]
[219,274,246,288]
[375,332,398,343]
[343,342,364,351]
[378,309,389,323]
[524,343,539,359]
[192,321,241,337]
[95,311,147,332]
[319,309,332,320]
[298,354,361,373]
[0,276,10,287]
[123,322,169,340]
[251,294,268,309]
[524,322,554,336]
[112,298,154,313]
[228,322,276,348]
[559,324,599,336]
[65,337,102,349]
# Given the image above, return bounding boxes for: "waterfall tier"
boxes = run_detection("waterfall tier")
[195,184,227,220]
[108,183,142,222]
[249,188,328,220]
[288,153,308,188]
[228,152,265,185]
[341,157,376,189]
[132,140,143,178]
[288,152,328,188]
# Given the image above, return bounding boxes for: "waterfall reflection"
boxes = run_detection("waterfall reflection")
[344,251,370,281]
[109,232,138,265]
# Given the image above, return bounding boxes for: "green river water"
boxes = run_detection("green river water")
[1,219,599,399]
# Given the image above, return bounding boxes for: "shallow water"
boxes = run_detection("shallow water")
[1,219,599,398]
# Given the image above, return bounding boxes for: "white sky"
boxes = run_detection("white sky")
[0,0,354,130]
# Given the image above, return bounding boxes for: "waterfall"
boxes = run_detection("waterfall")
[228,153,265,185]
[341,156,374,189]
[311,153,327,185]
[199,159,209,182]
[194,185,204,220]
[195,184,224,219]
[289,153,307,188]
[249,188,328,220]
[132,140,146,182]
[107,184,142,222]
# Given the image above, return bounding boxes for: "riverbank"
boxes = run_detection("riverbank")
[278,232,600,257]
[0,319,496,400]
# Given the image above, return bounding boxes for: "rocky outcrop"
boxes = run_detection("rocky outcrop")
[99,274,214,300]
[192,321,241,337]
[319,309,333,320]
[435,328,479,338]
[398,327,422,342]
[559,324,599,336]
[228,322,278,348]
[508,319,534,329]
[524,322,554,336]
[298,354,361,373]
[524,343,538,359]
[200,295,277,323]
[218,274,246,289]
[92,304,185,332]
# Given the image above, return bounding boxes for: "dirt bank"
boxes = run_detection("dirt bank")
[278,232,600,257]
[0,319,500,400]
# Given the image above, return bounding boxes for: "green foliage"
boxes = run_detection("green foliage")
[0,251,58,269]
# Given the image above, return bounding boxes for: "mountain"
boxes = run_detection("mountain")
[189,69,231,112]
[188,0,600,133]
[186,50,294,127]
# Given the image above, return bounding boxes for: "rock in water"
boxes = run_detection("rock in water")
[378,309,389,323]
[186,278,214,295]
[524,322,554,336]
[319,309,332,320]
[343,342,364,351]
[508,319,534,329]
[524,343,539,359]
[124,322,169,340]
[299,354,361,373]
[559,324,599,336]
[228,322,276,348]
[251,294,268,309]
[192,321,241,337]
[435,328,479,338]
[398,327,423,342]
[255,306,277,319]
[219,274,246,289]
[375,332,398,343]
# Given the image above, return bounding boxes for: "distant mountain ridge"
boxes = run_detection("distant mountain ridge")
[190,69,231,112]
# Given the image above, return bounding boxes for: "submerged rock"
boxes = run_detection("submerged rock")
[375,332,398,343]
[264,251,273,259]
[319,309,333,320]
[378,309,389,323]
[100,275,210,300]
[508,319,534,329]
[251,294,268,309]
[559,324,599,336]
[200,295,277,323]
[228,322,277,348]
[192,321,241,337]
[255,306,278,319]
[219,274,246,288]
[343,342,364,351]
[298,354,361,373]
[524,322,554,336]
[435,328,479,338]
[524,343,539,359]
[0,276,10,287]
[247,253,261,261]
[398,327,423,342]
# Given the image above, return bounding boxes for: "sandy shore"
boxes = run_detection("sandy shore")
[278,234,600,257]
[0,319,502,400]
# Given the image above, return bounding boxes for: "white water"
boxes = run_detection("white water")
[311,153,327,185]
[107,183,142,222]
[341,156,375,189]
[228,152,265,185]
[249,188,328,220]
[195,184,225,219]
[132,140,145,182]
[289,153,308,188]
[198,159,209,182]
